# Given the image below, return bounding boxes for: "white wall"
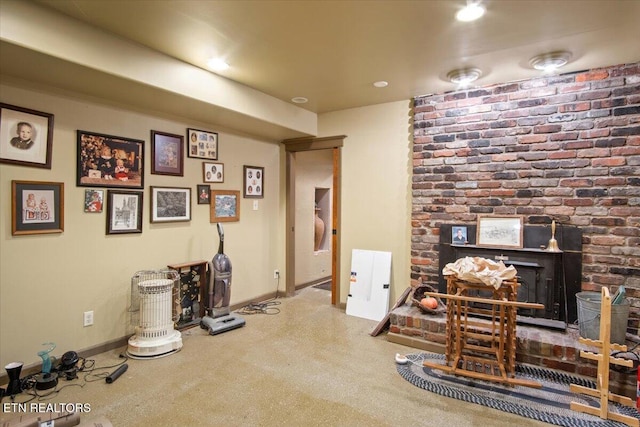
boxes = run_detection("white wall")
[294,149,333,285]
[318,101,412,305]
[0,83,285,366]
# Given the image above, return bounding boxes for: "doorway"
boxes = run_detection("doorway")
[282,136,345,305]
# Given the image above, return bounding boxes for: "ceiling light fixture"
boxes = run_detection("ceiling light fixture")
[291,97,308,104]
[207,58,229,72]
[456,1,485,22]
[529,50,572,72]
[446,67,482,85]
[373,81,388,88]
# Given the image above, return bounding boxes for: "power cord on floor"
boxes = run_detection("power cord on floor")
[236,300,281,315]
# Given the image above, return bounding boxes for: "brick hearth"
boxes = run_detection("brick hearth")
[387,302,637,398]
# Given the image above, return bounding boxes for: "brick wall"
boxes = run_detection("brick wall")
[411,62,640,336]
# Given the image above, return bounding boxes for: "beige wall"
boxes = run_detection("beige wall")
[0,83,285,365]
[318,101,413,305]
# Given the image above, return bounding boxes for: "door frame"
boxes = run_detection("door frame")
[282,135,345,305]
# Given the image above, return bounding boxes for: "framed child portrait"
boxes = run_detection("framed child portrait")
[12,180,64,236]
[77,130,144,189]
[151,130,183,176]
[84,189,104,213]
[0,103,54,169]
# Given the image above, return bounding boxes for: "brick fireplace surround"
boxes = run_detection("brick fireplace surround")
[399,62,640,398]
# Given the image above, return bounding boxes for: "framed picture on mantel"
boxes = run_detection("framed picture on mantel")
[476,215,523,248]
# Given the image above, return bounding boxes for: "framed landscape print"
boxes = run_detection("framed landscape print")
[203,162,224,183]
[476,215,523,248]
[187,128,218,160]
[151,130,183,176]
[106,190,143,234]
[243,165,263,198]
[150,186,191,223]
[12,180,64,236]
[210,190,240,222]
[77,130,144,189]
[0,103,54,169]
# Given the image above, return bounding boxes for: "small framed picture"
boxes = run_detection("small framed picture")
[106,190,143,234]
[203,162,224,183]
[243,165,264,198]
[12,180,64,236]
[452,226,468,244]
[151,130,183,176]
[187,128,218,160]
[150,186,191,223]
[476,215,524,248]
[0,103,54,169]
[84,189,104,213]
[197,185,210,205]
[77,130,144,189]
[210,190,240,222]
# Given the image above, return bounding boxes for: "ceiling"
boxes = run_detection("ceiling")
[29,0,639,114]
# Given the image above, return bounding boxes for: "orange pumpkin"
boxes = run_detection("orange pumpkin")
[420,297,438,310]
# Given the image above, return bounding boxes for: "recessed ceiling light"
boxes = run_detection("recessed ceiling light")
[529,51,572,72]
[207,58,229,71]
[446,67,482,85]
[456,1,485,22]
[373,81,388,88]
[291,97,308,104]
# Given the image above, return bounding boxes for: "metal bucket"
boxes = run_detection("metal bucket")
[576,291,629,344]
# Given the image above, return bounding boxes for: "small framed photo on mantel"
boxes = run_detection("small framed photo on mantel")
[187,128,218,160]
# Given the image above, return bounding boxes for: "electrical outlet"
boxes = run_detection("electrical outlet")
[273,270,280,279]
[83,310,94,327]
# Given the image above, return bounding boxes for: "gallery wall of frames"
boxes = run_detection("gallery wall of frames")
[1,102,266,237]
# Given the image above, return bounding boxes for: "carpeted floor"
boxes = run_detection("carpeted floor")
[397,352,640,427]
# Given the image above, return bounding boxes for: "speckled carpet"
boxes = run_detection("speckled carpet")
[397,352,640,427]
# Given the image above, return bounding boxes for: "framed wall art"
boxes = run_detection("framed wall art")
[210,190,240,222]
[203,162,224,183]
[150,186,191,223]
[84,189,104,213]
[452,226,468,244]
[197,185,210,205]
[476,215,523,248]
[0,103,54,169]
[12,180,64,236]
[77,130,144,189]
[243,165,263,198]
[106,190,143,234]
[187,128,218,160]
[151,130,183,176]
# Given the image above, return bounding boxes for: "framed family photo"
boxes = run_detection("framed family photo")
[12,180,64,236]
[106,190,143,234]
[151,130,183,176]
[84,189,104,213]
[187,128,218,160]
[197,185,210,205]
[243,165,264,198]
[476,215,523,248]
[210,190,240,222]
[150,186,191,223]
[203,162,224,183]
[0,103,54,169]
[77,130,144,189]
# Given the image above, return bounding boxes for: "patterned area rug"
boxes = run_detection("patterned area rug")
[397,352,640,427]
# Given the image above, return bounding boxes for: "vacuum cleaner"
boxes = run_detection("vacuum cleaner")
[200,223,246,335]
